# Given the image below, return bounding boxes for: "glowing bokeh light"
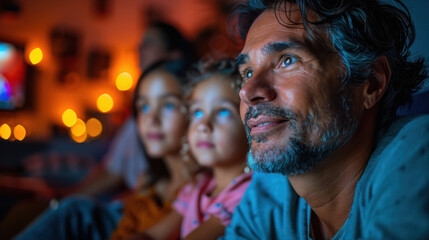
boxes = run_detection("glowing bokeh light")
[62,109,77,127]
[115,72,133,91]
[86,118,102,137]
[70,118,86,137]
[29,48,43,65]
[71,130,87,143]
[13,124,26,141]
[0,124,11,140]
[0,43,12,59]
[97,93,113,113]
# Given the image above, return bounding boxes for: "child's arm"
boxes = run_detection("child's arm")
[183,217,225,240]
[126,210,182,240]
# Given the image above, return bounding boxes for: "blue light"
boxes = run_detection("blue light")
[0,43,13,60]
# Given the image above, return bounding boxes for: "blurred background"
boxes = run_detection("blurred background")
[0,0,427,238]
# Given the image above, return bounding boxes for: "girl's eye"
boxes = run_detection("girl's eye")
[218,109,231,118]
[280,55,298,68]
[141,104,150,114]
[193,110,204,119]
[163,102,176,111]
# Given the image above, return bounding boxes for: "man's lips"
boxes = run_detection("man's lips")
[247,116,289,134]
[147,133,164,140]
[197,141,215,149]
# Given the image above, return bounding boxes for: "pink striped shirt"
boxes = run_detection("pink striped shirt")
[173,171,252,238]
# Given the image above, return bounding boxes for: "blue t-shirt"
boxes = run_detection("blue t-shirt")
[221,115,429,239]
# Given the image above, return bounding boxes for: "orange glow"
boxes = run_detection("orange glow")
[70,130,87,143]
[13,125,26,141]
[62,109,77,127]
[0,124,12,140]
[86,118,102,137]
[116,72,133,91]
[29,48,43,65]
[70,118,86,137]
[97,93,114,113]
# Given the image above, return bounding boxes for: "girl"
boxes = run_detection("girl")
[110,61,199,239]
[134,58,251,240]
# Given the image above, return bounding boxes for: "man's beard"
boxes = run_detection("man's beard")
[244,93,358,176]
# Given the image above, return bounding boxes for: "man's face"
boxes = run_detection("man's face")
[237,7,358,175]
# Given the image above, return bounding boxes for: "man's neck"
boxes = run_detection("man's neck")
[288,116,376,239]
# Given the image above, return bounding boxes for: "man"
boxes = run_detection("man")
[221,0,429,239]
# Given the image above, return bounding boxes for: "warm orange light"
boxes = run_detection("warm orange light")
[13,124,26,141]
[115,72,133,91]
[70,118,86,137]
[29,48,43,65]
[70,130,87,143]
[97,93,113,113]
[86,118,102,137]
[62,109,77,127]
[0,124,12,140]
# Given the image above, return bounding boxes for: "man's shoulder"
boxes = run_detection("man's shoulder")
[389,114,429,135]
[373,114,429,158]
[354,114,429,238]
[363,114,429,193]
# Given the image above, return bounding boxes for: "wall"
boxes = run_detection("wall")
[0,0,221,140]
[403,0,429,90]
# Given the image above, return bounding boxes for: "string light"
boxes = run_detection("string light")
[70,118,86,137]
[29,48,43,65]
[97,93,113,113]
[13,124,26,141]
[0,124,11,140]
[62,109,77,127]
[86,118,102,137]
[115,72,133,91]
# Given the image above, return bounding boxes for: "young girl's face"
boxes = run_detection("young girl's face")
[188,75,248,168]
[136,70,188,158]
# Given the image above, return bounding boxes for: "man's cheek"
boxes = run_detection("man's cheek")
[240,102,247,122]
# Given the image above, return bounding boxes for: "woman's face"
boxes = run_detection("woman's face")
[138,28,169,71]
[136,70,188,158]
[188,75,249,168]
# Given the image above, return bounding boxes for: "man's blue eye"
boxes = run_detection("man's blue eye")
[141,104,150,113]
[193,110,204,119]
[164,102,175,111]
[246,70,253,79]
[218,109,231,118]
[281,56,297,67]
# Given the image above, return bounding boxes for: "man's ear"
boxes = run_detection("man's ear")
[363,56,391,110]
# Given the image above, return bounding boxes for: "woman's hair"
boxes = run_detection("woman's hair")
[132,60,190,187]
[229,0,427,127]
[149,21,196,69]
[186,58,242,97]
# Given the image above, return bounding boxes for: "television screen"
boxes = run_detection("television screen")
[0,40,29,110]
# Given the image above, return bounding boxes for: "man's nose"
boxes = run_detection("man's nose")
[239,72,276,106]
